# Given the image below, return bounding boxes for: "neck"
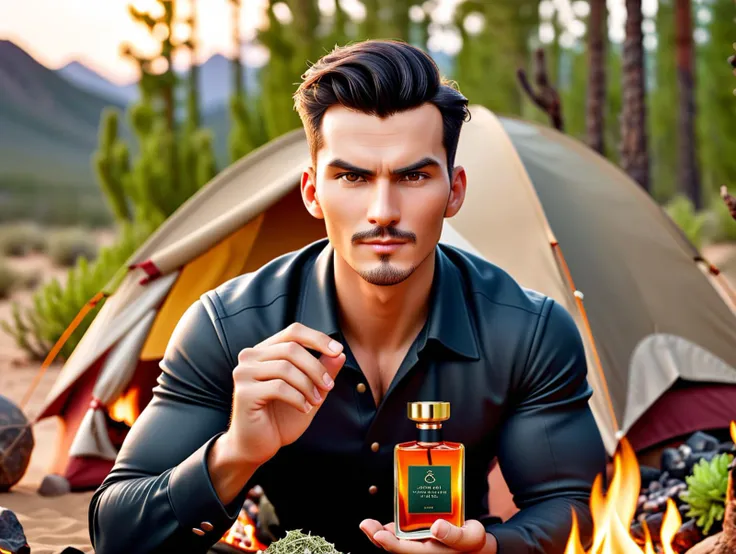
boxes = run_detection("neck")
[333,250,436,355]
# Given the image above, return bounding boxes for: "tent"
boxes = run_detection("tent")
[33,105,736,492]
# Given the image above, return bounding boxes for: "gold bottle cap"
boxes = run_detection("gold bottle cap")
[408,401,450,422]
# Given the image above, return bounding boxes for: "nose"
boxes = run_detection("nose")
[366,180,400,228]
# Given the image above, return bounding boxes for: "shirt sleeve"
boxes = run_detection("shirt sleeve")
[88,295,253,554]
[484,299,608,554]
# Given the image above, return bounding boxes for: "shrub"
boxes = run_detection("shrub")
[679,452,733,535]
[0,222,47,257]
[47,228,99,268]
[0,258,21,299]
[0,219,158,360]
[664,195,714,250]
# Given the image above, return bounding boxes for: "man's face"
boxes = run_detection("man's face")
[301,103,466,287]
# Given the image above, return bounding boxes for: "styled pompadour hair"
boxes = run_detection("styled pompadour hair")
[293,39,470,178]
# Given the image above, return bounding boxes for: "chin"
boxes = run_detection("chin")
[354,259,417,287]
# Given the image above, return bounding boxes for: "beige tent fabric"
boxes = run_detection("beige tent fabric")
[623,333,736,433]
[448,107,619,452]
[38,273,178,418]
[68,310,157,459]
[502,117,736,431]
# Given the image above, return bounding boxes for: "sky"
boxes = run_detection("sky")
[0,0,648,85]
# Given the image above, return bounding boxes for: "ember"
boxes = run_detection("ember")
[219,504,268,552]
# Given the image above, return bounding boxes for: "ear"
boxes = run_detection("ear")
[301,167,324,219]
[444,165,467,218]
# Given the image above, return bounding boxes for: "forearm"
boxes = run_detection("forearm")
[484,496,592,554]
[90,434,251,554]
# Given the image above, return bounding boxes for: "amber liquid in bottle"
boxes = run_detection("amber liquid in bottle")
[394,402,465,540]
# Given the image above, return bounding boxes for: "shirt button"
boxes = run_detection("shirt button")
[192,528,205,536]
[200,522,213,532]
[371,442,380,452]
[356,383,367,393]
[369,485,378,495]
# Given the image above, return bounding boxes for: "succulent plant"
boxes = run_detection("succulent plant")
[680,453,733,535]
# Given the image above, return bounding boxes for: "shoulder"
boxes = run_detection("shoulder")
[203,239,326,320]
[439,243,551,318]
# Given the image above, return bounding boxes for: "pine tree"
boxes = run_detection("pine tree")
[587,0,607,154]
[621,0,651,191]
[675,0,702,207]
[228,0,255,162]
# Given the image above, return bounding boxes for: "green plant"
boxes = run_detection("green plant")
[265,529,343,554]
[0,258,21,300]
[0,220,157,360]
[679,452,733,535]
[664,194,714,249]
[0,222,47,257]
[47,228,99,268]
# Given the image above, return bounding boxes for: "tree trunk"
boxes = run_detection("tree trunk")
[231,0,243,99]
[674,0,701,208]
[620,0,650,191]
[586,0,607,155]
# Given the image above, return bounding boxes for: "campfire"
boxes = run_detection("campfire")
[565,422,736,553]
[218,500,269,552]
[107,387,140,427]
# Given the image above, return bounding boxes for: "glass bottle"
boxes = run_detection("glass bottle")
[394,401,465,540]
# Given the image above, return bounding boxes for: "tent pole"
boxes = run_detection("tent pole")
[20,291,108,415]
[550,241,621,437]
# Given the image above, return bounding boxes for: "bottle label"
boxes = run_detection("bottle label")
[408,465,452,513]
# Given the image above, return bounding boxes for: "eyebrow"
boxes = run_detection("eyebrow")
[326,157,441,177]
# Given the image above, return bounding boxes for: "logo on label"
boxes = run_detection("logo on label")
[424,470,436,484]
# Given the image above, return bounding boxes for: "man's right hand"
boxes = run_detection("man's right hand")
[222,322,346,467]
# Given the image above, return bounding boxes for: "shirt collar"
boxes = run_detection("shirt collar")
[295,240,480,361]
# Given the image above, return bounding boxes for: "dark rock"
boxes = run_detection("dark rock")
[660,471,672,484]
[0,506,30,554]
[673,519,705,553]
[644,512,665,542]
[662,448,688,480]
[717,442,736,455]
[0,395,34,492]
[686,451,720,474]
[37,473,71,497]
[686,432,720,454]
[641,465,663,487]
[650,480,663,492]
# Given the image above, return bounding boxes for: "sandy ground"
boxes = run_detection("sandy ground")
[0,238,734,554]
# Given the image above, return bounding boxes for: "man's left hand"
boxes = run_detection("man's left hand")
[359,519,497,553]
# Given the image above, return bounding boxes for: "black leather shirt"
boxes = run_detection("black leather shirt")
[89,238,607,554]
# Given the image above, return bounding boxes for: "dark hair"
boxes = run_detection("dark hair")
[293,40,470,178]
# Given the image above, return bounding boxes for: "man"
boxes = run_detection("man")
[89,39,606,554]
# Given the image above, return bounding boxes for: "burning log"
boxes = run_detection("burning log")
[517,48,564,131]
[0,507,30,554]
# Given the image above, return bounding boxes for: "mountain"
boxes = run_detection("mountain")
[57,61,138,105]
[57,53,261,111]
[0,39,128,189]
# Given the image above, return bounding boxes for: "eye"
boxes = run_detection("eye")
[338,172,364,183]
[401,172,428,182]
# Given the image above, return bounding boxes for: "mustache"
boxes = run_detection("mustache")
[352,226,417,243]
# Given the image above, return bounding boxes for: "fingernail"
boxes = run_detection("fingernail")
[328,339,343,353]
[304,401,313,413]
[323,372,334,388]
[313,386,322,403]
[433,520,450,539]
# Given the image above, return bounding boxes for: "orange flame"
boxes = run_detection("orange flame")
[220,508,268,552]
[108,388,140,427]
[566,436,680,553]
[731,421,736,446]
[1,548,12,554]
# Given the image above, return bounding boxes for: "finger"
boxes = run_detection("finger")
[430,519,487,551]
[258,341,338,392]
[319,351,346,384]
[249,359,323,406]
[251,378,312,414]
[259,322,344,358]
[359,519,386,549]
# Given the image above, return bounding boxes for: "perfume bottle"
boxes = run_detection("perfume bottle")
[394,401,465,540]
